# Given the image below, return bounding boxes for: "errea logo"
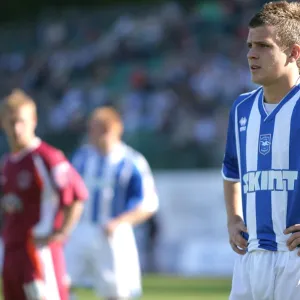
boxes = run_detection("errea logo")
[239,117,247,132]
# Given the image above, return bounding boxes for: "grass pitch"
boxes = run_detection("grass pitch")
[74,275,231,300]
[0,274,231,299]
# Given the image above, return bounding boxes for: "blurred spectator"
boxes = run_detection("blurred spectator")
[0,0,263,168]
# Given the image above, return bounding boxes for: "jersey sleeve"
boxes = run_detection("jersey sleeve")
[222,106,240,181]
[32,147,74,237]
[71,146,88,174]
[70,166,89,202]
[125,155,159,213]
[50,159,74,207]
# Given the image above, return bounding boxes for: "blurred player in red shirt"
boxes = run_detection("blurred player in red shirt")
[0,89,88,300]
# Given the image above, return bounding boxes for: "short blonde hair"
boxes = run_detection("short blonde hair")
[0,89,37,117]
[249,1,300,70]
[89,107,123,131]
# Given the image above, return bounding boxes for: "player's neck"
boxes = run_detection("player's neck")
[96,141,120,156]
[10,136,39,153]
[263,73,300,104]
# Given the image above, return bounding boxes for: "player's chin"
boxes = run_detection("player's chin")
[11,138,22,148]
[15,139,27,148]
[250,73,266,85]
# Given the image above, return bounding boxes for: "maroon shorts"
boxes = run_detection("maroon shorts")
[2,241,69,300]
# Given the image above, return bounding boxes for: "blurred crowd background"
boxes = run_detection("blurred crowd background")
[0,0,264,169]
[0,0,275,278]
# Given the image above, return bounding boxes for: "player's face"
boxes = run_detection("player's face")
[2,105,37,150]
[88,118,121,151]
[247,25,290,86]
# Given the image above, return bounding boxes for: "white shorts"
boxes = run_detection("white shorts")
[64,222,141,298]
[230,249,300,300]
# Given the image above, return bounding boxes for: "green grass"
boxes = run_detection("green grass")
[73,275,232,300]
[0,274,231,299]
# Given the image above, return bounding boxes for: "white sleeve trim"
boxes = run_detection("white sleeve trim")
[221,170,240,182]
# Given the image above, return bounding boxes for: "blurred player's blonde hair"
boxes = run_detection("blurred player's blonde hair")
[249,1,300,70]
[0,89,37,118]
[89,107,123,135]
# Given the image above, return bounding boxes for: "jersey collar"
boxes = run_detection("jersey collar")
[9,137,41,163]
[258,84,300,122]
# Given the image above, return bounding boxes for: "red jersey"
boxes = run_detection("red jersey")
[53,165,88,233]
[0,138,88,248]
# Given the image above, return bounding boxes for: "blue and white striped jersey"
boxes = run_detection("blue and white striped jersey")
[71,142,159,224]
[222,84,300,252]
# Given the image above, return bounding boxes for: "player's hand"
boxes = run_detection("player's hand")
[227,216,248,255]
[284,224,300,255]
[34,231,66,246]
[103,219,121,237]
[48,231,67,243]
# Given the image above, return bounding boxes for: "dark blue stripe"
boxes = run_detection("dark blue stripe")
[256,117,276,251]
[91,189,100,223]
[125,164,144,210]
[237,93,257,241]
[72,148,87,174]
[287,99,300,227]
[91,156,105,223]
[111,159,126,218]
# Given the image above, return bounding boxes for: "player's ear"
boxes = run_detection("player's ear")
[31,107,38,127]
[118,121,124,138]
[288,44,300,63]
[31,114,37,131]
[120,123,124,136]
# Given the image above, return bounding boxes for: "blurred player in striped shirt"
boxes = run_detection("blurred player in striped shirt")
[65,107,159,300]
[222,1,300,299]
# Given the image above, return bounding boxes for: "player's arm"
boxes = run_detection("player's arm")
[112,203,155,228]
[59,166,88,238]
[223,180,247,254]
[223,181,243,225]
[222,106,247,255]
[51,164,87,242]
[36,202,83,246]
[45,146,89,242]
[105,158,158,236]
[58,148,90,238]
[59,201,83,238]
[35,159,87,245]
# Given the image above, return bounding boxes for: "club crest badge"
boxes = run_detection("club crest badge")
[2,193,23,213]
[259,134,272,155]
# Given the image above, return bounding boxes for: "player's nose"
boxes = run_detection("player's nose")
[247,48,259,60]
[13,123,23,136]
